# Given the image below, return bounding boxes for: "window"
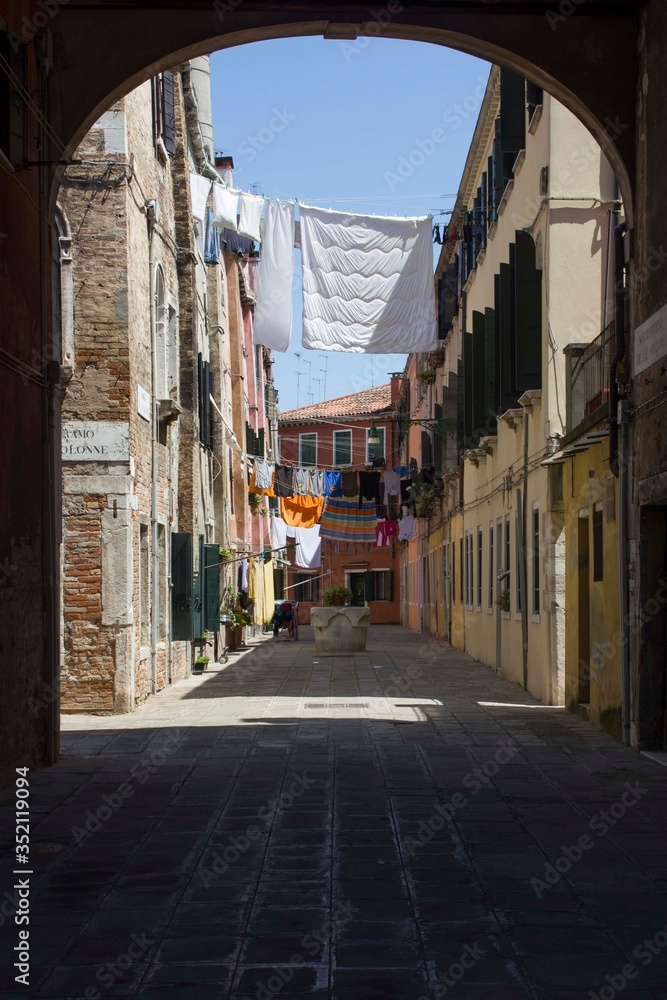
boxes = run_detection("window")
[157,524,167,641]
[140,524,150,647]
[370,570,393,601]
[198,353,213,448]
[504,518,511,613]
[477,528,483,609]
[459,537,464,603]
[366,426,385,464]
[151,71,176,154]
[450,541,455,604]
[593,506,604,581]
[488,525,494,609]
[293,572,318,602]
[155,266,167,398]
[532,506,540,614]
[299,433,317,466]
[333,429,352,467]
[167,304,178,397]
[515,510,523,614]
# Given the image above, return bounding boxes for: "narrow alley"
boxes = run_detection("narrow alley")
[3,628,667,999]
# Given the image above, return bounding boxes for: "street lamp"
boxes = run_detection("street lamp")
[368,419,380,447]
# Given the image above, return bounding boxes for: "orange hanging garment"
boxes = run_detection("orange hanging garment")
[280,495,324,529]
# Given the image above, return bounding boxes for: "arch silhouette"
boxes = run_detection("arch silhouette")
[50,12,636,225]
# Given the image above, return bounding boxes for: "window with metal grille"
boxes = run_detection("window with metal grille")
[299,433,317,466]
[333,430,352,467]
[532,506,540,614]
[151,71,176,154]
[488,524,494,609]
[593,507,604,581]
[293,573,318,602]
[477,528,483,609]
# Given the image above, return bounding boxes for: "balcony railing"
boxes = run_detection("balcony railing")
[566,321,615,432]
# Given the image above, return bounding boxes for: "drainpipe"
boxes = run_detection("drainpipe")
[611,217,631,745]
[520,409,529,691]
[147,199,159,695]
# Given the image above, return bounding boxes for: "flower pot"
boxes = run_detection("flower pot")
[331,596,345,607]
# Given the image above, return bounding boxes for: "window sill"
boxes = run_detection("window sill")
[512,149,526,176]
[528,105,543,135]
[140,645,150,662]
[487,606,494,615]
[530,613,541,624]
[502,612,511,620]
[155,136,170,164]
[498,180,514,216]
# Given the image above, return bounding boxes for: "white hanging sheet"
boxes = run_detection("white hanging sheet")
[189,174,212,223]
[254,200,295,353]
[299,205,438,354]
[212,184,238,231]
[238,192,264,242]
[293,524,321,569]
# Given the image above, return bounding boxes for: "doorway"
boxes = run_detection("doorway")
[577,512,591,709]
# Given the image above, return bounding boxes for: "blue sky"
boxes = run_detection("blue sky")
[210,37,489,412]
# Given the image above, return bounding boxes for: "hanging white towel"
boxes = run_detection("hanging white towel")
[299,205,438,354]
[190,174,212,223]
[212,184,238,231]
[254,200,295,353]
[238,192,264,242]
[293,524,321,569]
[271,516,294,551]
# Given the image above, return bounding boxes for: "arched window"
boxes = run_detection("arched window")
[155,265,166,398]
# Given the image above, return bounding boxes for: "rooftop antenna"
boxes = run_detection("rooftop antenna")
[294,352,302,408]
[304,359,313,404]
[319,353,329,400]
[313,377,322,402]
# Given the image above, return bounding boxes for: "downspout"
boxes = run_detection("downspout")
[520,410,529,691]
[147,199,159,695]
[611,216,630,745]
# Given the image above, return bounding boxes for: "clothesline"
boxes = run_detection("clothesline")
[203,544,295,571]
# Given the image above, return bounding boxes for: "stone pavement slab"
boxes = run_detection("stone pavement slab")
[1,625,667,999]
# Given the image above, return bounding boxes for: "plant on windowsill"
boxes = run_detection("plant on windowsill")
[496,589,511,614]
[248,493,262,515]
[417,368,437,385]
[427,349,445,370]
[218,546,234,564]
[322,586,353,607]
[414,485,437,519]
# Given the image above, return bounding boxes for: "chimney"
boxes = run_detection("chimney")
[215,154,234,188]
[389,372,404,408]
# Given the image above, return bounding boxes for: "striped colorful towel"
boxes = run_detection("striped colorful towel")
[319,497,377,543]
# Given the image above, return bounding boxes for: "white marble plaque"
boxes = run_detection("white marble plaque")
[62,422,130,462]
[137,384,152,422]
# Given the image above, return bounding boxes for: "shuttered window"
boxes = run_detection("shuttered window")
[204,543,220,632]
[514,231,542,392]
[171,532,193,640]
[472,310,486,439]
[198,354,213,448]
[456,358,465,455]
[500,68,526,154]
[526,80,543,124]
[484,306,497,430]
[464,332,473,449]
[152,71,177,154]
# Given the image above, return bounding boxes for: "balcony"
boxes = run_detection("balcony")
[565,321,615,434]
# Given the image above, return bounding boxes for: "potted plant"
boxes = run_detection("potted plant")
[248,493,262,515]
[218,546,234,564]
[417,368,437,386]
[496,589,511,614]
[323,586,353,607]
[414,486,437,519]
[193,654,210,674]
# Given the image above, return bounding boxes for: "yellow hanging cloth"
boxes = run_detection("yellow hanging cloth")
[248,558,257,601]
[263,558,275,625]
[254,558,264,626]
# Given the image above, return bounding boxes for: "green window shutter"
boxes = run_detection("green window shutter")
[500,68,526,154]
[433,402,443,476]
[161,71,176,154]
[493,120,505,209]
[498,250,520,412]
[258,427,265,458]
[171,532,193,640]
[514,230,542,392]
[364,571,375,602]
[484,306,497,429]
[386,570,394,602]
[421,430,433,467]
[526,79,543,120]
[456,358,465,454]
[472,310,486,440]
[480,172,487,250]
[204,543,220,632]
[193,535,205,638]
[464,333,473,449]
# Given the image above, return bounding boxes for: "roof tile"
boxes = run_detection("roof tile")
[279,383,392,422]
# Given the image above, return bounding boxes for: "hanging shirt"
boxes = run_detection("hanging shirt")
[189,173,211,223]
[307,470,325,496]
[274,465,294,498]
[341,470,359,497]
[359,471,382,505]
[324,470,342,497]
[393,466,410,477]
[292,468,310,495]
[398,515,417,541]
[241,558,249,591]
[280,495,324,529]
[388,493,401,521]
[255,458,275,491]
[400,479,412,503]
[383,470,401,499]
[212,184,238,231]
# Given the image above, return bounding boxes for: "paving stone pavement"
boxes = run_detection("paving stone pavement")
[2,624,667,999]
